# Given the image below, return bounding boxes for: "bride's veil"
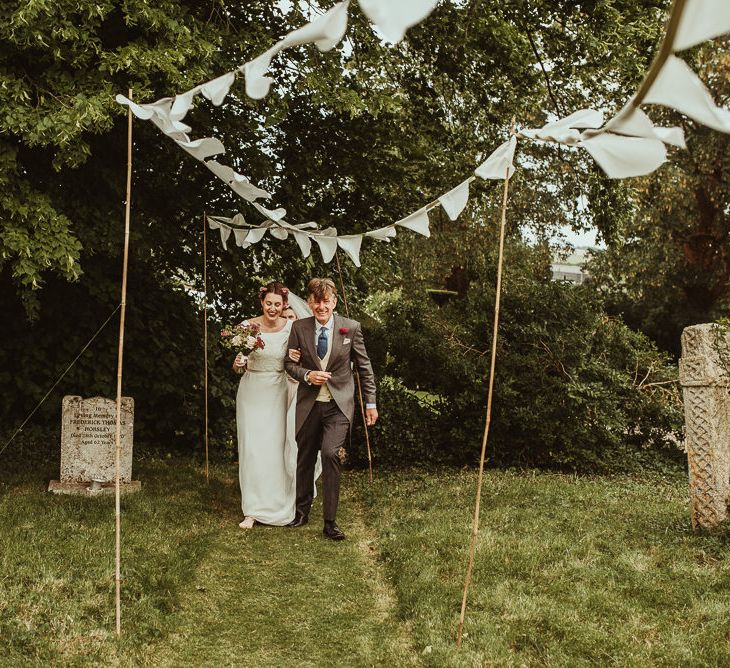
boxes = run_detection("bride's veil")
[287,291,312,319]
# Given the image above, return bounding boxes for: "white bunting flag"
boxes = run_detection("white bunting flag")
[233,229,250,247]
[291,230,313,258]
[365,226,397,241]
[643,55,730,133]
[337,235,364,266]
[357,0,438,43]
[673,0,730,51]
[474,136,517,180]
[281,1,350,52]
[219,225,232,250]
[175,137,225,161]
[521,109,603,145]
[253,202,287,221]
[242,45,283,100]
[395,206,431,237]
[201,72,236,106]
[438,178,472,221]
[580,133,667,179]
[115,94,155,120]
[311,229,339,263]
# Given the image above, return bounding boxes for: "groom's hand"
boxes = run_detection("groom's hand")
[365,407,378,426]
[308,370,332,386]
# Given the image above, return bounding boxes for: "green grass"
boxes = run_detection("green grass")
[0,460,416,667]
[356,468,730,667]
[2,461,729,666]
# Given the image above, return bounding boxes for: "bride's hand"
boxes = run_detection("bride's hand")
[288,348,301,362]
[232,353,247,373]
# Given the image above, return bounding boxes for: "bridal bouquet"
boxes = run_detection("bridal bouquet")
[220,320,266,354]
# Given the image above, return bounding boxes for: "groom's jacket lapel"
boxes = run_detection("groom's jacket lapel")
[302,316,318,366]
[325,314,345,372]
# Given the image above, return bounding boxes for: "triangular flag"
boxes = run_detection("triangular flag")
[673,0,730,51]
[242,45,282,100]
[201,72,236,106]
[281,1,350,52]
[337,235,364,266]
[395,206,431,237]
[580,133,667,178]
[176,137,225,161]
[219,226,232,250]
[312,230,339,263]
[358,0,438,43]
[253,202,286,221]
[233,229,249,247]
[291,230,313,258]
[438,178,472,221]
[643,55,730,133]
[474,137,517,180]
[365,226,397,241]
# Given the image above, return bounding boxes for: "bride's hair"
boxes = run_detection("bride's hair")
[259,281,289,303]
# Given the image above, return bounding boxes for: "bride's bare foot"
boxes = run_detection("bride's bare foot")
[238,516,255,529]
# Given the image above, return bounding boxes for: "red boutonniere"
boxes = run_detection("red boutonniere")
[339,327,349,334]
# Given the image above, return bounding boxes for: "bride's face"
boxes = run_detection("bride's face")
[261,293,284,322]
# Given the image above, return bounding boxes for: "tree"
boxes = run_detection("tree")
[1,0,680,460]
[589,42,730,355]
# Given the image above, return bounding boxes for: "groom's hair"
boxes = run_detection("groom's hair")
[307,278,337,301]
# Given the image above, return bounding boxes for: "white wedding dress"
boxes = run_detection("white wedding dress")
[236,318,320,525]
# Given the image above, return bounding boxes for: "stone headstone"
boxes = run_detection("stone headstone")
[679,324,730,531]
[48,395,141,495]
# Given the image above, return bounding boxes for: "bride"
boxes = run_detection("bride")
[233,282,316,529]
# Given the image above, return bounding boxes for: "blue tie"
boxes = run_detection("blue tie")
[317,326,328,360]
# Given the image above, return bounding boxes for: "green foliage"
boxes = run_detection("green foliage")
[367,238,683,471]
[588,43,730,356]
[0,0,688,470]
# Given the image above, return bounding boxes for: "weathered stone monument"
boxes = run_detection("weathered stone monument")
[679,324,730,531]
[48,395,141,495]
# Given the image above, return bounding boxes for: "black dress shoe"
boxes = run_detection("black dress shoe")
[323,521,345,541]
[286,513,308,528]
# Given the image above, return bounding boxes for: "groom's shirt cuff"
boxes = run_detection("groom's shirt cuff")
[366,403,376,409]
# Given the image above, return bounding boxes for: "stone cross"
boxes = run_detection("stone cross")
[679,324,730,531]
[48,395,141,495]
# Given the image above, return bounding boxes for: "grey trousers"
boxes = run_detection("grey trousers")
[295,400,349,522]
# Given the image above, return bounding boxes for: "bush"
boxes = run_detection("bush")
[364,244,684,472]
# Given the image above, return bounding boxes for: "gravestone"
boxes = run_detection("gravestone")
[48,395,141,495]
[679,324,730,531]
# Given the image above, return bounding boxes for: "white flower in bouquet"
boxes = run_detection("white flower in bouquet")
[231,335,243,347]
[246,335,257,348]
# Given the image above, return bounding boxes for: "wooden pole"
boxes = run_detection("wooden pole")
[456,120,515,646]
[334,251,374,483]
[114,87,134,638]
[203,212,210,482]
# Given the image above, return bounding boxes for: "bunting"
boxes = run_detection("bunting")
[116,0,730,261]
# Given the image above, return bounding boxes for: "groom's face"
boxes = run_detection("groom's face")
[308,291,337,325]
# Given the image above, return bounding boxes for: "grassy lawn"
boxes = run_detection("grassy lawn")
[0,459,415,667]
[2,460,729,666]
[357,468,730,667]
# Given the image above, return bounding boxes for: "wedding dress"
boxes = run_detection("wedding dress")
[236,320,296,525]
[236,316,321,525]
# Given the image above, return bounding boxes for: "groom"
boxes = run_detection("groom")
[284,277,378,541]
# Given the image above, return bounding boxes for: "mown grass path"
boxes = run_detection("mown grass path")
[0,460,418,667]
[139,466,418,667]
